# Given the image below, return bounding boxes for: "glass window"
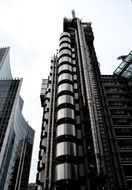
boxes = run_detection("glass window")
[73,75,77,80]
[115,128,132,136]
[78,164,85,176]
[123,165,132,176]
[72,60,76,65]
[125,54,132,62]
[121,70,131,78]
[74,83,78,89]
[120,151,132,161]
[78,145,83,156]
[77,129,82,139]
[72,48,75,52]
[127,64,132,71]
[76,115,81,124]
[119,61,127,69]
[117,139,132,149]
[114,68,122,75]
[72,54,75,58]
[75,93,79,99]
[73,67,77,72]
[75,104,79,111]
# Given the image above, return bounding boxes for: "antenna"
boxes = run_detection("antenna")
[72,10,76,19]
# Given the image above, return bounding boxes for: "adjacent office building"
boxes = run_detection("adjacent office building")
[0,47,35,190]
[36,13,132,190]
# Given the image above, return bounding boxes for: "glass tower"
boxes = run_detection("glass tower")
[0,47,35,190]
[36,14,132,190]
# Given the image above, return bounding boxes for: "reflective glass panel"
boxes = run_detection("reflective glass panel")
[124,54,132,62]
[121,70,131,78]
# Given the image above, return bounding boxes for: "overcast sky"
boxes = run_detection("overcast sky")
[0,0,131,183]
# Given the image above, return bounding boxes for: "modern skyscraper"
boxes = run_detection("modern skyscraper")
[0,47,35,190]
[36,13,132,190]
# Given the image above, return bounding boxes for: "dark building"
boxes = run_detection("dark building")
[28,183,36,190]
[0,47,35,190]
[36,12,132,190]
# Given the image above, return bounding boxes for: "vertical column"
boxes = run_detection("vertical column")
[55,32,78,187]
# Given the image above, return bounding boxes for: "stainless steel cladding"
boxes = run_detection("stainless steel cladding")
[56,142,77,157]
[58,73,73,83]
[55,163,78,181]
[59,43,71,50]
[59,37,71,45]
[57,83,73,94]
[56,123,76,138]
[59,56,72,65]
[60,32,71,39]
[57,108,75,120]
[57,95,74,106]
[58,64,72,74]
[59,49,71,58]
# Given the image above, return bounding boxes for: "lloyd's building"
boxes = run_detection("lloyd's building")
[0,47,34,190]
[36,12,132,190]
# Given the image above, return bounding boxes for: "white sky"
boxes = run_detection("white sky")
[0,0,131,183]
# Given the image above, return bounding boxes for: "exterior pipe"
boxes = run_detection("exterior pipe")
[81,24,105,172]
[68,27,86,106]
[77,18,102,175]
[54,33,78,185]
[43,59,56,189]
[48,55,57,189]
